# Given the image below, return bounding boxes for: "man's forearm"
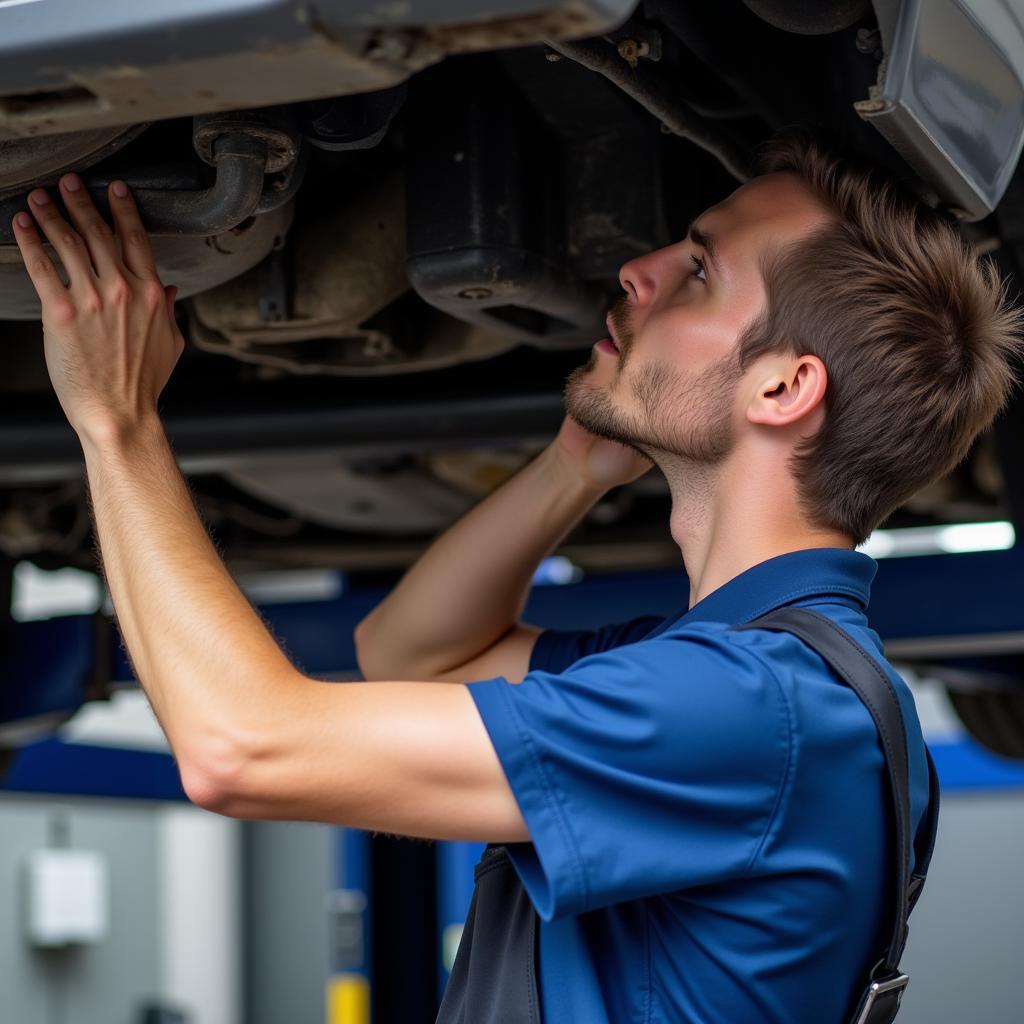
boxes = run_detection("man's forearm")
[356,443,604,678]
[80,417,298,767]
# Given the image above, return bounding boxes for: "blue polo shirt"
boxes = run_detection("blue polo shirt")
[467,548,930,1024]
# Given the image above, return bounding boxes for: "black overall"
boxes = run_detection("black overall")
[436,843,540,1024]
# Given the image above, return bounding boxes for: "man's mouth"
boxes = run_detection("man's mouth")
[604,315,622,353]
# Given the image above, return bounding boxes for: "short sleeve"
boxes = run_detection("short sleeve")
[468,630,791,921]
[528,615,668,674]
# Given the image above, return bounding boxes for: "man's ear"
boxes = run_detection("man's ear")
[746,354,827,429]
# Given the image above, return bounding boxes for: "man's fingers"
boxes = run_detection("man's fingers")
[108,181,158,280]
[11,211,73,311]
[58,173,120,276]
[25,189,96,290]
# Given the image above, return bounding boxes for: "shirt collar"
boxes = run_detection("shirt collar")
[677,547,877,627]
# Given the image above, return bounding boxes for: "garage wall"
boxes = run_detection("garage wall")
[0,794,241,1024]
[0,795,161,1024]
[158,805,242,1024]
[243,819,333,1024]
[898,791,1024,1024]
[0,799,65,1023]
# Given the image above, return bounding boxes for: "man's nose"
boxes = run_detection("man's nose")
[618,247,667,307]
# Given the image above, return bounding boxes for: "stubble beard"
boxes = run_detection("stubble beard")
[564,347,741,467]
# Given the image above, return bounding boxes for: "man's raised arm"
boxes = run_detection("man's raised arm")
[354,417,651,684]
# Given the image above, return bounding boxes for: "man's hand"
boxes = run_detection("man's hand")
[11,174,184,441]
[552,415,653,493]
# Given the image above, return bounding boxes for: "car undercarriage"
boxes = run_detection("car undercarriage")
[0,0,1022,582]
[2,0,1024,777]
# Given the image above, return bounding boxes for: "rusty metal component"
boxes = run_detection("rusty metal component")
[363,2,630,66]
[0,201,294,321]
[0,132,270,242]
[190,174,406,354]
[613,28,661,69]
[188,175,516,376]
[193,107,299,174]
[545,37,752,182]
[616,38,650,68]
[0,109,304,242]
[0,124,149,200]
[254,141,309,216]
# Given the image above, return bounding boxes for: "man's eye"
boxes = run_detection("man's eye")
[690,254,707,282]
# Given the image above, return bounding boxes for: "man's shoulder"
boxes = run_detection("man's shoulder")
[538,620,799,750]
[623,608,906,735]
[563,616,778,671]
[544,614,843,699]
[622,613,838,666]
[646,604,889,676]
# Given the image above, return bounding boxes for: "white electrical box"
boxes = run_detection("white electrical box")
[25,849,110,947]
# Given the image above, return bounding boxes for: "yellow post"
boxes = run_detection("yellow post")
[326,973,370,1024]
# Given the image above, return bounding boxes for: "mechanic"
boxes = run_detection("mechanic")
[10,135,1021,1023]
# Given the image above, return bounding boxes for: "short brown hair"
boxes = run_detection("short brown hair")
[739,134,1024,545]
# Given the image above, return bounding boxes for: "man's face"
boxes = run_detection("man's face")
[565,173,832,463]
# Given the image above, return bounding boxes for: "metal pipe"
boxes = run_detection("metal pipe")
[0,132,269,243]
[545,38,751,182]
[133,133,268,234]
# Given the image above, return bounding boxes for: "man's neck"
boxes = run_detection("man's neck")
[658,444,854,609]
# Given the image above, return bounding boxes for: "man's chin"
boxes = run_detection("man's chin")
[564,374,636,449]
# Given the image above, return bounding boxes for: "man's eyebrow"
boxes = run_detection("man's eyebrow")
[687,221,722,277]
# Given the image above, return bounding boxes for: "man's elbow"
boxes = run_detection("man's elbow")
[180,761,230,815]
[179,733,258,817]
[352,615,383,679]
[354,615,424,680]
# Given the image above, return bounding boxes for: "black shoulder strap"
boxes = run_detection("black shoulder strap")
[734,607,940,976]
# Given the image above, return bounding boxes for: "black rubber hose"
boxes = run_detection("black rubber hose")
[133,133,268,234]
[545,38,751,182]
[0,132,268,243]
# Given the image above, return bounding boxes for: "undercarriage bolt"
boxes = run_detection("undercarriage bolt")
[855,28,882,58]
[617,38,650,68]
[362,335,394,358]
